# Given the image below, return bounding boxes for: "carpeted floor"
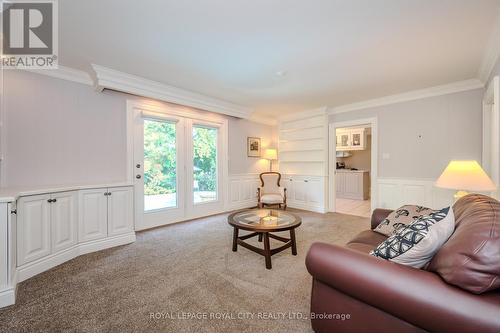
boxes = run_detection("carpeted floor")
[0,209,369,333]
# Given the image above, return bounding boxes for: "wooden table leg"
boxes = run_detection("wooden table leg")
[263,232,272,269]
[232,227,239,252]
[290,228,297,255]
[258,233,263,242]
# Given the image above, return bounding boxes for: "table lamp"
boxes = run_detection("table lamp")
[435,160,496,200]
[263,148,277,172]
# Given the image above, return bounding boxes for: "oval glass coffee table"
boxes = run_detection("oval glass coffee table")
[228,209,302,269]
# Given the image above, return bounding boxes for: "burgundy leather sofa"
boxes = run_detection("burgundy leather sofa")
[306,194,500,333]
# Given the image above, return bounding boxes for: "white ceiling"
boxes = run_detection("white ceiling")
[59,0,500,117]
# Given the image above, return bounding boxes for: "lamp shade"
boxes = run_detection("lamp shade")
[263,148,277,160]
[435,160,496,192]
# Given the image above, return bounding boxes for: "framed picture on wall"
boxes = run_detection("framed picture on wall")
[247,137,261,157]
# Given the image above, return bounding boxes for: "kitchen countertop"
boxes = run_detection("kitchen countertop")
[0,181,134,203]
[336,169,370,173]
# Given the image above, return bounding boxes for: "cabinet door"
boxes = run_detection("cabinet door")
[344,173,363,199]
[293,180,307,203]
[306,178,323,207]
[336,172,345,194]
[339,133,350,148]
[350,130,365,150]
[107,187,134,236]
[17,194,51,266]
[51,191,78,253]
[78,189,108,242]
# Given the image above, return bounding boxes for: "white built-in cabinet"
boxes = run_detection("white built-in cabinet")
[17,192,78,266]
[0,184,135,308]
[17,186,134,267]
[282,175,326,212]
[336,128,367,151]
[107,187,134,236]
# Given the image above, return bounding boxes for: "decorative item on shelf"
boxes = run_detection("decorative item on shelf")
[247,137,261,157]
[263,148,278,171]
[435,160,496,200]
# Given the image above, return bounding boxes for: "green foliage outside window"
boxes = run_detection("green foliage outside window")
[143,121,217,196]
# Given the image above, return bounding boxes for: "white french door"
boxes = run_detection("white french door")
[133,107,226,230]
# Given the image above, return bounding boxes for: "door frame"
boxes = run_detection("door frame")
[126,100,229,230]
[482,75,500,199]
[328,117,378,213]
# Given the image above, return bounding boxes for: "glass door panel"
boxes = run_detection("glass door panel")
[192,125,218,204]
[143,119,177,211]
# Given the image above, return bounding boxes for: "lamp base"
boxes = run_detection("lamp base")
[454,190,469,201]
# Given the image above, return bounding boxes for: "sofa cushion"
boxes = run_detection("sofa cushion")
[429,194,500,294]
[370,207,455,268]
[373,205,436,236]
[346,230,387,254]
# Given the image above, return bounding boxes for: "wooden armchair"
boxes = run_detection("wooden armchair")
[257,172,287,210]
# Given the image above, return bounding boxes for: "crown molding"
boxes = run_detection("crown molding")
[247,113,278,126]
[278,106,328,123]
[23,65,93,86]
[478,6,500,83]
[91,64,252,119]
[328,79,484,115]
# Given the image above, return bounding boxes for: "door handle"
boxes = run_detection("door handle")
[136,175,142,179]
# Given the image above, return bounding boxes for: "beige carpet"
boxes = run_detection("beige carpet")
[0,209,369,332]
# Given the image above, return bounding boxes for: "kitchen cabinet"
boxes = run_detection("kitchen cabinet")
[336,128,367,151]
[336,170,370,200]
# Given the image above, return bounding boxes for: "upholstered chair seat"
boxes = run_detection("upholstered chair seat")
[257,172,287,209]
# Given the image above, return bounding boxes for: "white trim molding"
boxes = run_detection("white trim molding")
[227,173,260,211]
[23,65,93,86]
[328,79,484,115]
[93,64,252,119]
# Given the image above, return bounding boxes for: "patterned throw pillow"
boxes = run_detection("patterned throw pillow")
[370,207,455,268]
[374,205,436,236]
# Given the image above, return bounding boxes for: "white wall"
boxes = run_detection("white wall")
[1,70,275,188]
[329,88,484,179]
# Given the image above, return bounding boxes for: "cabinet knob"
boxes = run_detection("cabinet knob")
[136,164,141,168]
[47,199,53,203]
[10,209,17,215]
[304,180,308,183]
[136,175,142,179]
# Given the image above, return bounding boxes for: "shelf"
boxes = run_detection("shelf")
[279,125,324,133]
[279,137,324,143]
[279,160,325,163]
[279,148,324,153]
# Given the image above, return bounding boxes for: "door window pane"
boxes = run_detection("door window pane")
[143,119,177,211]
[193,126,218,203]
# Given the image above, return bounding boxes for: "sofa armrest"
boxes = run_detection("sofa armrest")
[306,242,500,333]
[371,208,392,229]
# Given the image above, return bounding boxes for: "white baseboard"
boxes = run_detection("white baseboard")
[0,286,16,308]
[17,232,136,283]
[287,202,326,214]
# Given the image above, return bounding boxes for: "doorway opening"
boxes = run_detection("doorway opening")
[329,117,378,217]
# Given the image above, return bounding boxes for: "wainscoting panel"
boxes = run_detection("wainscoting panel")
[377,178,456,210]
[227,174,261,211]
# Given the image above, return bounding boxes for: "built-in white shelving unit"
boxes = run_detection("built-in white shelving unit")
[278,108,329,212]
